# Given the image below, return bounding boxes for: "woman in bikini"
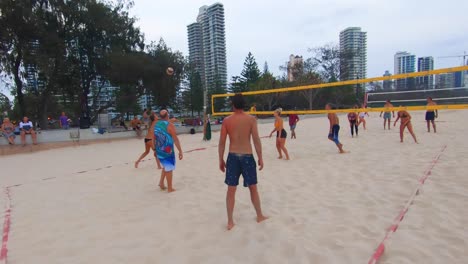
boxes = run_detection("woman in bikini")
[358,103,369,130]
[1,118,16,145]
[269,108,290,160]
[135,114,162,169]
[394,107,418,144]
[347,105,359,137]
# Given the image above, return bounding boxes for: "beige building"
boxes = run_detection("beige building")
[287,54,304,82]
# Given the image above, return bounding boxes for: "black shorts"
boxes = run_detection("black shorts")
[144,138,152,143]
[276,129,287,138]
[425,112,435,121]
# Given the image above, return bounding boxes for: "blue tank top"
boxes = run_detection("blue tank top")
[154,121,174,159]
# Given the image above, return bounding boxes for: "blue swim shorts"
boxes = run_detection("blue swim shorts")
[225,153,257,187]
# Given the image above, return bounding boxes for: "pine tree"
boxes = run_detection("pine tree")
[240,52,261,89]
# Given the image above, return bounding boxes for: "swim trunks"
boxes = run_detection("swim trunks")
[144,138,152,143]
[225,153,257,187]
[328,124,341,145]
[290,125,296,130]
[425,111,435,121]
[383,112,391,119]
[276,129,287,138]
[154,121,176,172]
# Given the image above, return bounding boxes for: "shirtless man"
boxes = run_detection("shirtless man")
[155,109,183,193]
[426,97,438,133]
[326,104,345,153]
[219,94,268,230]
[394,107,418,143]
[379,100,395,130]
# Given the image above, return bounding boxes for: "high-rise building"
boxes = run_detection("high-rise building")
[287,54,303,82]
[138,94,155,111]
[339,27,367,81]
[394,51,416,90]
[187,3,227,97]
[383,70,393,91]
[417,56,434,89]
[435,73,455,89]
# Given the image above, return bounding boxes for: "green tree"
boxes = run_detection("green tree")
[307,44,356,107]
[241,52,261,88]
[145,39,185,108]
[0,0,42,117]
[183,63,203,116]
[0,93,12,115]
[252,72,280,111]
[116,85,141,118]
[207,76,226,113]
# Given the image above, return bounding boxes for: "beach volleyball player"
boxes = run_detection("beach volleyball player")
[380,100,395,130]
[326,104,346,154]
[155,109,183,192]
[426,97,438,133]
[135,114,162,169]
[219,94,268,230]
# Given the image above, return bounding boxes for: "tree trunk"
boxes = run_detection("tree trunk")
[39,99,48,130]
[13,48,25,117]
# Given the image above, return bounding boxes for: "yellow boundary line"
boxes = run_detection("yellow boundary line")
[211,104,468,116]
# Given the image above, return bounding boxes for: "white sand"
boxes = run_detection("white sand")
[0,110,467,264]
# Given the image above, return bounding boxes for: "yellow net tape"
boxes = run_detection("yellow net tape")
[211,65,468,116]
[212,104,468,116]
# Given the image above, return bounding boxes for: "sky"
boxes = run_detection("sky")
[1,0,468,98]
[128,0,468,78]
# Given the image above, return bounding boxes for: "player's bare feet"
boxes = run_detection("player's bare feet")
[227,222,235,230]
[167,188,176,193]
[284,157,290,160]
[277,156,283,159]
[159,184,167,190]
[134,161,139,168]
[257,215,269,223]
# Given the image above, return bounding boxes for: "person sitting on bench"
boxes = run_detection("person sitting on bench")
[1,118,16,145]
[20,116,38,146]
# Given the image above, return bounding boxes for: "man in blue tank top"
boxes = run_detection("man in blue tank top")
[154,109,183,192]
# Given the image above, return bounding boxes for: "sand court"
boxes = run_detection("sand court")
[0,110,467,263]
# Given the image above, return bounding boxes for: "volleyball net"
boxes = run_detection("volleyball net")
[211,65,468,116]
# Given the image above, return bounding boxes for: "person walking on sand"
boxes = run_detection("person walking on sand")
[426,97,438,133]
[155,109,183,193]
[380,100,395,130]
[326,104,346,153]
[135,114,162,169]
[218,94,268,230]
[288,113,299,139]
[358,103,369,130]
[269,108,290,160]
[394,107,418,144]
[347,105,359,137]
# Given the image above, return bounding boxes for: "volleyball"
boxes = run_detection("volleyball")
[166,67,174,76]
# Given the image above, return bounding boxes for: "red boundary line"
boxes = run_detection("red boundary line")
[368,145,447,264]
[1,187,12,263]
